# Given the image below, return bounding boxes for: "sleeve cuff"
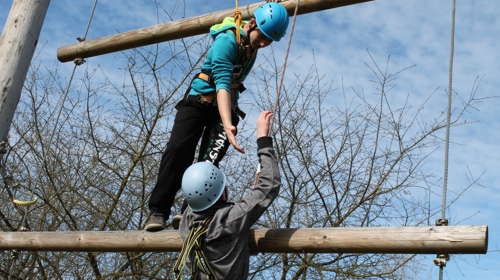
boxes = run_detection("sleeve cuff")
[257,136,273,150]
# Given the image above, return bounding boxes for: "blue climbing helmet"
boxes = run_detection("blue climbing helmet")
[254,2,289,42]
[181,162,227,212]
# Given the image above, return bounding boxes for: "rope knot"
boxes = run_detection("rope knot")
[234,10,242,45]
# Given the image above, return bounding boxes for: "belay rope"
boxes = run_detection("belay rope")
[270,0,300,134]
[234,0,242,45]
[254,0,300,184]
[173,217,216,279]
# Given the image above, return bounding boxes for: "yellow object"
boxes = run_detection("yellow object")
[234,0,242,45]
[13,197,38,206]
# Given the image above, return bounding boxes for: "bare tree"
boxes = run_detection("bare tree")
[1,33,210,279]
[0,30,484,280]
[244,50,482,280]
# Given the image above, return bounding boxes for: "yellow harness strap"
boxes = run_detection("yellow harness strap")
[173,217,216,279]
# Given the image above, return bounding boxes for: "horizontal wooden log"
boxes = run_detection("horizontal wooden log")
[0,225,487,254]
[56,0,373,62]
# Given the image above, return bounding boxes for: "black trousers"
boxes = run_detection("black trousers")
[148,95,239,218]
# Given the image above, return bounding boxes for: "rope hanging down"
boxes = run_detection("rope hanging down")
[234,0,242,45]
[46,0,99,151]
[269,0,300,135]
[254,0,300,181]
[434,0,456,279]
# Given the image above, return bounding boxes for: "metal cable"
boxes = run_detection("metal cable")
[442,0,455,222]
[438,0,456,278]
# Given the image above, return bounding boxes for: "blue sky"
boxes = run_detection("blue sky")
[1,0,499,278]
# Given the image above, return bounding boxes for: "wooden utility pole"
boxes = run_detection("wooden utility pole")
[0,225,488,253]
[57,0,373,63]
[0,0,51,143]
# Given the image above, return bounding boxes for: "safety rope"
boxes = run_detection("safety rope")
[254,0,299,184]
[46,0,99,150]
[434,0,456,278]
[269,0,300,135]
[234,0,242,45]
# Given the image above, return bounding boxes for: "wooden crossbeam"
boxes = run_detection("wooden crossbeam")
[56,0,373,63]
[0,225,487,254]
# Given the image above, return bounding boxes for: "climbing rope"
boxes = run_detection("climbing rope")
[234,0,242,45]
[269,0,300,135]
[434,0,456,278]
[47,0,99,150]
[254,0,300,184]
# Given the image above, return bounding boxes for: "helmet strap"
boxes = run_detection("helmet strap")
[246,19,258,45]
[246,26,257,51]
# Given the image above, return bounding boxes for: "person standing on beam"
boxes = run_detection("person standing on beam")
[145,1,289,231]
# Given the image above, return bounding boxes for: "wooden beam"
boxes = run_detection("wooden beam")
[0,225,487,254]
[0,0,51,142]
[56,0,373,63]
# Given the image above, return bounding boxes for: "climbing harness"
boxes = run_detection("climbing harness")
[174,19,256,121]
[173,216,217,279]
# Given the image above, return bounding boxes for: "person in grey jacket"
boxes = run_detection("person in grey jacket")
[173,110,280,280]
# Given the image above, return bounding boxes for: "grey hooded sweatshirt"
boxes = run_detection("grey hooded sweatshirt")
[178,136,281,279]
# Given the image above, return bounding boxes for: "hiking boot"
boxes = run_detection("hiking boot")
[172,214,182,230]
[145,213,166,232]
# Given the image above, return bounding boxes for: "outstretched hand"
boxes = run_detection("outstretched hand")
[256,111,274,138]
[224,125,245,154]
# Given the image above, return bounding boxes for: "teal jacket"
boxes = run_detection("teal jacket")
[189,17,257,106]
